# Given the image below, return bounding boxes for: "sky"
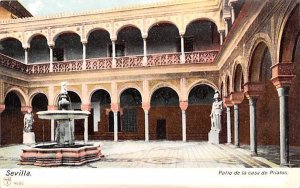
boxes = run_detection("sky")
[18,0,168,16]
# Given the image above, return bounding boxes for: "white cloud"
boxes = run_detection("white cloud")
[27,0,43,15]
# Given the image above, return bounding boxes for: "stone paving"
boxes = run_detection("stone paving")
[0,141,288,168]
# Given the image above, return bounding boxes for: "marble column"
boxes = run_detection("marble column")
[230,4,235,24]
[143,37,147,66]
[113,112,118,141]
[51,119,55,142]
[82,42,87,70]
[180,101,188,142]
[112,40,116,68]
[277,86,290,166]
[142,102,150,142]
[24,48,28,64]
[180,35,185,64]
[249,97,258,155]
[226,107,232,144]
[234,104,239,147]
[219,31,224,45]
[224,19,229,36]
[49,45,53,72]
[84,117,88,144]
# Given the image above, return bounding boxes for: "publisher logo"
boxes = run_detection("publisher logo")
[2,177,11,186]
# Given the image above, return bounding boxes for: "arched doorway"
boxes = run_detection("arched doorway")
[90,89,112,140]
[31,93,50,142]
[1,92,23,145]
[187,84,215,140]
[119,88,143,140]
[54,32,82,61]
[150,87,180,140]
[28,35,49,63]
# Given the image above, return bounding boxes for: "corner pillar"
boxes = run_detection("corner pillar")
[271,62,295,166]
[230,92,244,147]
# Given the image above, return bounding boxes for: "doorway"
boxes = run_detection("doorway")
[157,119,166,139]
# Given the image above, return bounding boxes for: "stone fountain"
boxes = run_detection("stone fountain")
[19,82,104,166]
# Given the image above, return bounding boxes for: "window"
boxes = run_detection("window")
[53,48,64,61]
[108,43,125,57]
[122,108,137,132]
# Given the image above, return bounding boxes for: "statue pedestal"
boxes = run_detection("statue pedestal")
[208,130,220,144]
[23,132,36,145]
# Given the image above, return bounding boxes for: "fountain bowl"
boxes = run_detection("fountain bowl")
[37,110,90,120]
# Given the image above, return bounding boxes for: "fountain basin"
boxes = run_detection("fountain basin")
[20,143,104,166]
[37,110,90,120]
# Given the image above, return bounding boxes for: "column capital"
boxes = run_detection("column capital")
[142,102,150,111]
[271,62,295,89]
[142,34,148,39]
[229,91,244,105]
[111,103,119,113]
[81,104,91,111]
[21,106,32,114]
[48,105,58,110]
[243,82,265,99]
[222,97,233,107]
[81,40,87,45]
[0,104,5,113]
[180,101,188,111]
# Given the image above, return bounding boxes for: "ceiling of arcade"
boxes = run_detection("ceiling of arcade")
[0,0,224,47]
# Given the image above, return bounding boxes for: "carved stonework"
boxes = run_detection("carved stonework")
[142,102,150,111]
[81,104,92,111]
[229,91,244,104]
[0,104,5,113]
[222,97,233,107]
[179,101,188,111]
[48,105,58,110]
[111,103,119,112]
[271,62,296,88]
[243,82,265,98]
[21,106,32,114]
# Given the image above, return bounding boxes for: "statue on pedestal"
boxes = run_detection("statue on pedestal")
[24,109,34,133]
[23,109,36,145]
[210,91,223,132]
[208,91,223,144]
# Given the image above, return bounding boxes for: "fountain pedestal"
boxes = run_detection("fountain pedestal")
[23,132,35,145]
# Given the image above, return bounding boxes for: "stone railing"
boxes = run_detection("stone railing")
[0,50,219,74]
[86,58,112,70]
[185,50,218,64]
[147,52,181,66]
[27,63,50,74]
[0,53,27,73]
[116,56,143,68]
[52,60,83,72]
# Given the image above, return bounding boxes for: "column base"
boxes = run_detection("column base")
[208,130,220,144]
[250,152,258,157]
[23,132,36,145]
[280,163,290,168]
[234,144,240,148]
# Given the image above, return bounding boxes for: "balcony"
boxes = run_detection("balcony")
[0,50,219,75]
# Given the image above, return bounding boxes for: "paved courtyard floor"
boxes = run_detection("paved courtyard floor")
[1,141,296,168]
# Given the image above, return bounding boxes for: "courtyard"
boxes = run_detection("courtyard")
[2,141,300,168]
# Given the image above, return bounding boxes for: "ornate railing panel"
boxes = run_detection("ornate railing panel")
[147,53,181,66]
[52,60,83,72]
[86,58,112,70]
[116,56,143,68]
[0,53,27,73]
[27,63,50,74]
[185,50,218,64]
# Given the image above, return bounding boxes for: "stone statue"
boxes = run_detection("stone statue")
[24,109,34,133]
[60,81,68,95]
[210,91,223,132]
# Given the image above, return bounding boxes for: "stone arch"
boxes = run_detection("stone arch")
[4,87,28,106]
[28,90,48,107]
[233,63,244,92]
[246,33,274,76]
[26,33,48,48]
[187,79,218,99]
[277,3,300,63]
[115,24,143,38]
[149,82,180,102]
[184,17,221,32]
[85,27,111,41]
[248,41,272,82]
[118,84,143,103]
[89,88,112,104]
[52,30,82,43]
[146,20,180,35]
[0,36,23,45]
